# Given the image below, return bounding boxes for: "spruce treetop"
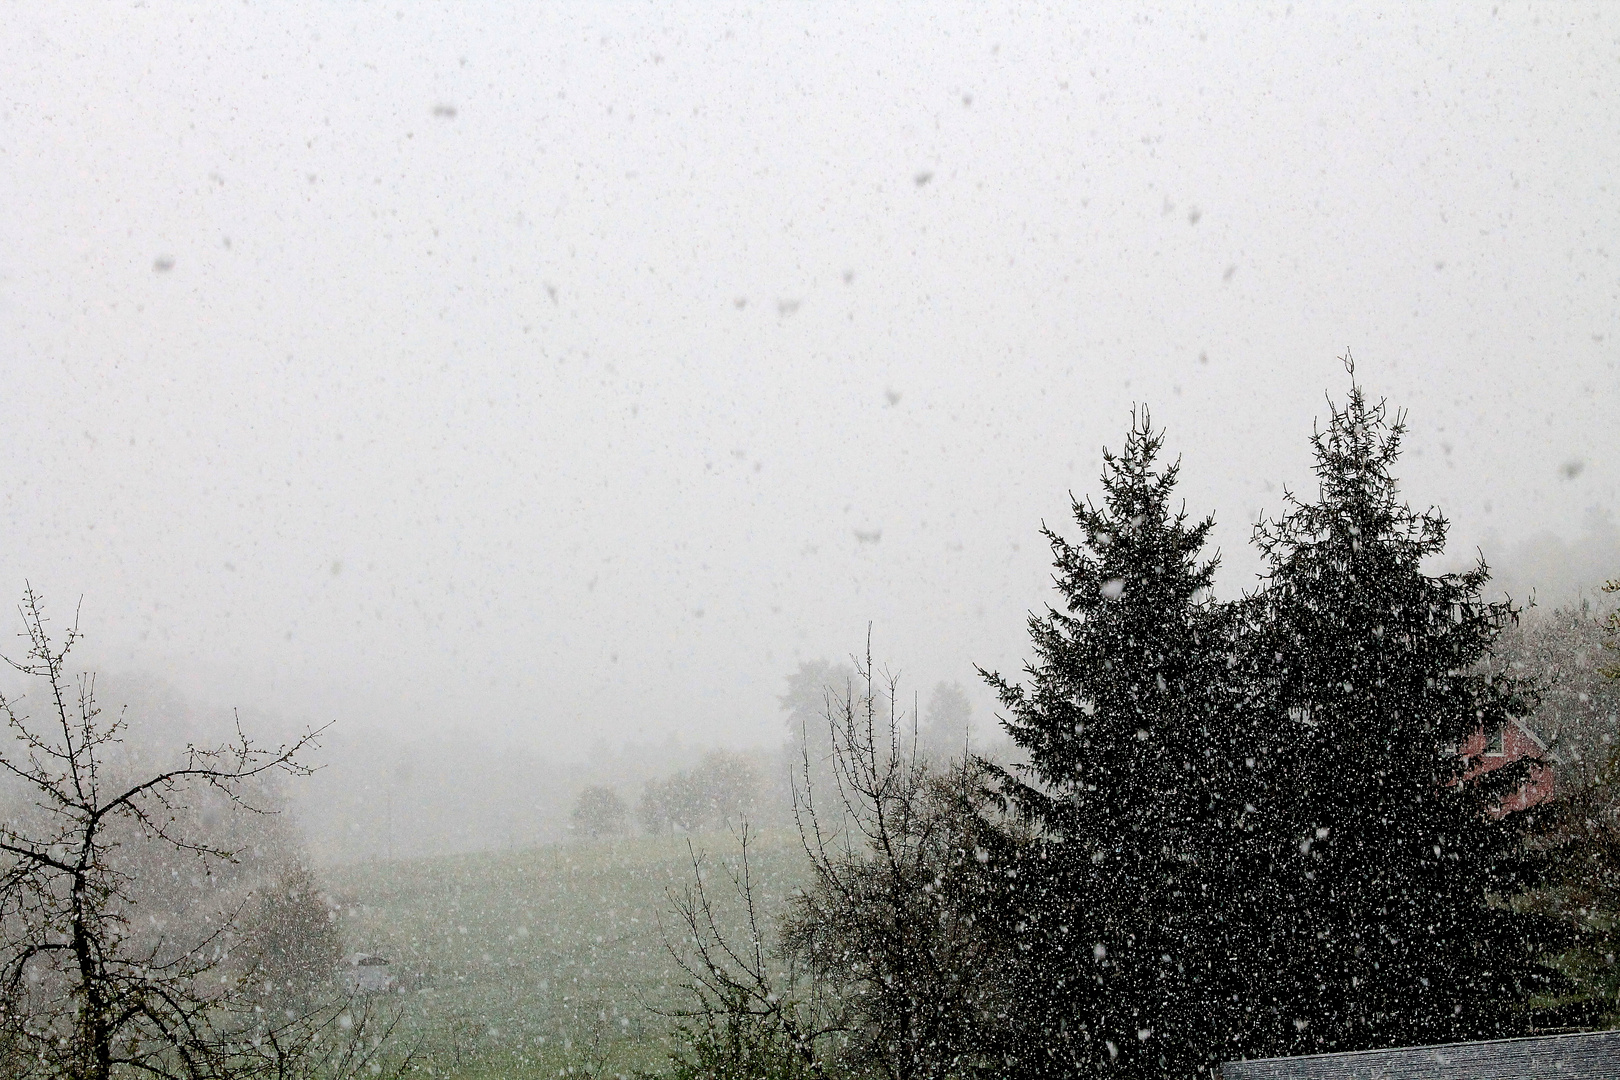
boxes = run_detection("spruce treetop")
[1239,374,1559,1055]
[1253,378,1515,766]
[977,409,1239,1079]
[988,408,1220,829]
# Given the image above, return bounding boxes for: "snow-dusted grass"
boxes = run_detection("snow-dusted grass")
[325,830,805,1078]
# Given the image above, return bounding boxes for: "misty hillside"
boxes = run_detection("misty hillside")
[4,4,1618,1079]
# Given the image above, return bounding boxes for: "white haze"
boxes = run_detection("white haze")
[2,4,1616,767]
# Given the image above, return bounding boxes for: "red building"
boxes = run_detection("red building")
[1455,717,1556,813]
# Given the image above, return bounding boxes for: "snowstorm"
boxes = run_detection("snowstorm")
[1,5,1617,1079]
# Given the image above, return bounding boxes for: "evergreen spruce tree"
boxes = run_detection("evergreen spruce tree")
[1238,377,1564,1055]
[982,411,1240,1078]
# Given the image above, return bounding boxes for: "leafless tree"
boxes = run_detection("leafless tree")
[1602,577,1620,679]
[0,587,400,1080]
[221,997,414,1080]
[1491,594,1620,784]
[784,637,1015,1080]
[657,824,841,1079]
[658,633,1017,1080]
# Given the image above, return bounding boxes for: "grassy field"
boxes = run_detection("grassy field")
[324,830,807,1078]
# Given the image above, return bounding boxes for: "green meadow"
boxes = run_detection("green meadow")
[324,831,806,1079]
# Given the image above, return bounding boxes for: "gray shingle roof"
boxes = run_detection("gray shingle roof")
[1219,1029,1620,1079]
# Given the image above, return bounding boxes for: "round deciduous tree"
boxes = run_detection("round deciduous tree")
[239,863,344,1005]
[571,785,627,838]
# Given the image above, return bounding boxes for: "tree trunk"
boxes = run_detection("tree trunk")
[71,868,112,1080]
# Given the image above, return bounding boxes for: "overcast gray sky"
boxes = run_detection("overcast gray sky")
[2,3,1615,756]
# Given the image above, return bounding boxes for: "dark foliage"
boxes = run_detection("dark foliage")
[1524,748,1620,1028]
[975,384,1571,1071]
[1523,578,1620,1026]
[1234,380,1566,1054]
[1603,577,1620,679]
[979,410,1242,1078]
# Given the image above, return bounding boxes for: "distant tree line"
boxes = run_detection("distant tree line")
[660,374,1620,1079]
[778,662,978,794]
[639,751,761,835]
[565,751,767,841]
